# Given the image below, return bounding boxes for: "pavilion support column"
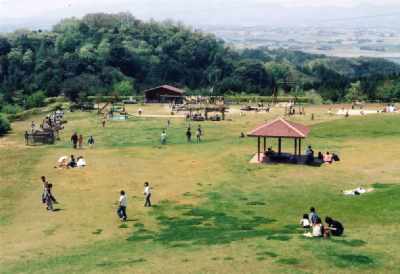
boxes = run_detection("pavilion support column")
[298,138,302,156]
[294,138,298,156]
[263,137,266,153]
[278,137,282,154]
[257,136,261,162]
[222,109,225,120]
[205,110,208,120]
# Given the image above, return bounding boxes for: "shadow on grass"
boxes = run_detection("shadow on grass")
[96,258,146,267]
[127,201,285,247]
[92,229,103,235]
[330,238,367,247]
[329,253,375,268]
[275,258,300,265]
[371,183,396,189]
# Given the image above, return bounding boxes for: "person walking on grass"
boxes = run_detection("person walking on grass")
[196,125,202,143]
[78,134,83,149]
[44,183,57,211]
[88,135,95,148]
[186,127,192,142]
[71,132,78,149]
[41,176,57,204]
[117,190,127,221]
[160,130,167,145]
[144,182,152,207]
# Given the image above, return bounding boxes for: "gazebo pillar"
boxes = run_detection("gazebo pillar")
[298,138,302,156]
[257,136,261,161]
[294,138,298,156]
[278,137,282,154]
[263,137,266,152]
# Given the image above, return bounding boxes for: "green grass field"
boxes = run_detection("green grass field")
[1,104,399,274]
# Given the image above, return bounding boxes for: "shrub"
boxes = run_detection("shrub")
[0,114,11,135]
[305,90,323,105]
[26,91,46,108]
[1,104,23,114]
[113,80,135,96]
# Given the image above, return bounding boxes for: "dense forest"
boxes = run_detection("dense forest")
[1,12,400,114]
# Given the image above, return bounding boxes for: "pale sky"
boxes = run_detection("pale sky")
[0,0,399,28]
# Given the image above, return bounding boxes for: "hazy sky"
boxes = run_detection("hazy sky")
[0,0,399,28]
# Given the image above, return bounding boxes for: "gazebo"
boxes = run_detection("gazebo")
[247,117,310,162]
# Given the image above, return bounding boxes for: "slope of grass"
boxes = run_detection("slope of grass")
[1,106,400,274]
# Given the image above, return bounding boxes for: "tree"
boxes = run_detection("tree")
[0,37,11,55]
[345,81,366,102]
[26,90,46,108]
[113,80,135,96]
[0,114,11,135]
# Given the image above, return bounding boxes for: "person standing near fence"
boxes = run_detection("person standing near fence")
[144,182,152,207]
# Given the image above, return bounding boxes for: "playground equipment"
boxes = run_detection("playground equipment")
[25,130,55,145]
[178,104,229,121]
[25,111,67,146]
[284,100,306,116]
[108,103,130,121]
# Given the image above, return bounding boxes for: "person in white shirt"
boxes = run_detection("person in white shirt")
[144,182,151,207]
[117,190,127,221]
[300,213,311,231]
[160,130,167,145]
[312,217,323,237]
[77,156,86,168]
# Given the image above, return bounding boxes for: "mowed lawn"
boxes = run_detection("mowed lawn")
[1,105,400,274]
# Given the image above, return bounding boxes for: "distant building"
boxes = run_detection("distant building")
[144,85,185,104]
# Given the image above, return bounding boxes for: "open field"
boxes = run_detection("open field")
[1,104,400,274]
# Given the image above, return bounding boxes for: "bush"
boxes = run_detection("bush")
[0,114,11,135]
[305,90,323,105]
[113,80,135,96]
[26,91,47,108]
[1,104,23,114]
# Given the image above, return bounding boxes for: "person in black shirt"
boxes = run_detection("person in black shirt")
[324,217,344,237]
[71,132,78,149]
[68,155,77,168]
[186,127,192,142]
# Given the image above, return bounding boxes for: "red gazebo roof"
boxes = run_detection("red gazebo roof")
[247,117,310,138]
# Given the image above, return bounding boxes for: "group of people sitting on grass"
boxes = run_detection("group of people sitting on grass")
[55,155,86,169]
[306,146,340,165]
[300,207,344,238]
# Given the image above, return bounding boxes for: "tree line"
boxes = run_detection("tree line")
[1,12,400,116]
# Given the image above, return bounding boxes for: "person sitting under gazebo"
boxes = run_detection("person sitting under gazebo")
[305,145,314,164]
[265,147,275,157]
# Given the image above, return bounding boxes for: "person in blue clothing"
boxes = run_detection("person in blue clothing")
[309,207,319,225]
